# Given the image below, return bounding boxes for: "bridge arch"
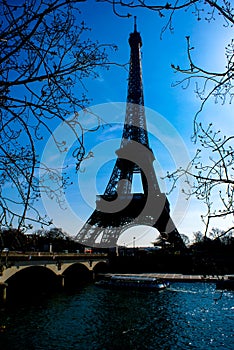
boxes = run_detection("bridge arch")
[61,262,92,288]
[92,261,109,274]
[5,265,59,302]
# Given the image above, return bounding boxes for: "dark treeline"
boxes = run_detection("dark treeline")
[0,228,84,253]
[110,235,234,275]
[0,228,233,275]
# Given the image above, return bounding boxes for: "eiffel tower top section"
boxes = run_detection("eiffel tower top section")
[120,17,150,150]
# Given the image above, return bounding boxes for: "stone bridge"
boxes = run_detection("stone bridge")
[0,252,109,302]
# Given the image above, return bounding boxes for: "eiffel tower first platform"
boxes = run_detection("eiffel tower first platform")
[76,18,186,250]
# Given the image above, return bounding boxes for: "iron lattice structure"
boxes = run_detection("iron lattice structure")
[76,19,185,250]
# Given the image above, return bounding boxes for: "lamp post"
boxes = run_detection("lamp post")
[133,236,136,256]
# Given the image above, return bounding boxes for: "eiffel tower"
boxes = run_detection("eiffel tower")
[76,18,185,250]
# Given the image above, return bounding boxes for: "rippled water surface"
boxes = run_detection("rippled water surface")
[0,282,233,349]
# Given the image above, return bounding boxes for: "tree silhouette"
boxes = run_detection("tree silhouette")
[0,0,115,230]
[102,1,234,125]
[167,123,234,235]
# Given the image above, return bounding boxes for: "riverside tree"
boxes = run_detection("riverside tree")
[167,123,234,236]
[0,0,116,231]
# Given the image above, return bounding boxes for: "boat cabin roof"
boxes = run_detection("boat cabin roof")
[110,275,159,282]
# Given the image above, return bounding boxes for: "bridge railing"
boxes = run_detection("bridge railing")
[0,252,108,260]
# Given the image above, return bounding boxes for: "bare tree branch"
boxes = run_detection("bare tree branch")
[166,123,234,235]
[0,0,117,230]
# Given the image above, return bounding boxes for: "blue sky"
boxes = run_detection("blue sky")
[39,1,234,246]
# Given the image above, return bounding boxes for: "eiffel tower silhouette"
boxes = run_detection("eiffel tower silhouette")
[76,18,185,250]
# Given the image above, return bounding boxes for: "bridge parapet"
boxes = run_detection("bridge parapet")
[0,253,109,286]
[0,251,107,260]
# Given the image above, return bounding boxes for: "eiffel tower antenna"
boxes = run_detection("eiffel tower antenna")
[134,15,137,32]
[76,22,186,250]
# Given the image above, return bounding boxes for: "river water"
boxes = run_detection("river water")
[0,282,233,349]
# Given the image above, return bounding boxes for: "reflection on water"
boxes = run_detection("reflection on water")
[0,283,233,349]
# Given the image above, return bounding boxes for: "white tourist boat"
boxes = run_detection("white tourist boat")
[95,275,169,291]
